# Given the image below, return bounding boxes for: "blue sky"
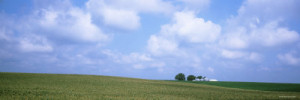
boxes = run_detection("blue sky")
[1,0,300,83]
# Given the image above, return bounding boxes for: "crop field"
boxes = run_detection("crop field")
[1,72,300,100]
[185,81,300,92]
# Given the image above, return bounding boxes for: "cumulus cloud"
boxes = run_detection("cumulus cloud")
[224,0,300,48]
[121,53,152,63]
[162,11,221,43]
[147,11,221,56]
[219,28,248,49]
[223,20,299,48]
[102,50,152,64]
[102,49,167,72]
[221,49,246,59]
[209,1,300,77]
[1,0,300,82]
[222,22,299,49]
[86,0,174,30]
[19,35,53,52]
[249,21,299,47]
[143,11,227,73]
[9,0,110,43]
[0,0,113,75]
[222,37,247,49]
[102,8,140,30]
[86,0,141,30]
[220,49,263,62]
[216,0,299,65]
[37,7,108,42]
[278,52,300,66]
[237,0,300,22]
[147,35,179,56]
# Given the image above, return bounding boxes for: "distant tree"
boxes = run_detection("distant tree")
[175,73,185,81]
[203,76,206,81]
[187,75,196,81]
[197,76,203,81]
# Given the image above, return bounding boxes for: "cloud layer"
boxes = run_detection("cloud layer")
[0,0,300,83]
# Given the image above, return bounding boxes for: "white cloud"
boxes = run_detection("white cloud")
[40,9,58,27]
[237,0,299,22]
[19,35,53,52]
[220,20,299,48]
[147,35,179,56]
[221,49,246,59]
[120,53,152,63]
[215,0,299,68]
[102,50,152,64]
[224,0,300,48]
[209,79,218,81]
[249,21,299,47]
[161,11,221,43]
[219,28,248,49]
[278,52,300,66]
[102,8,140,30]
[228,0,300,28]
[220,49,263,62]
[86,0,174,30]
[147,11,221,56]
[102,49,167,72]
[134,62,165,72]
[144,11,226,71]
[222,37,247,49]
[38,7,108,42]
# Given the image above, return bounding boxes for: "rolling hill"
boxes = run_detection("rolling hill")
[0,72,299,99]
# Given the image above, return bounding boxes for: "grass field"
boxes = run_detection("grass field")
[1,72,300,100]
[182,81,300,92]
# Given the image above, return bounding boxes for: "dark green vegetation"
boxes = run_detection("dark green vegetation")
[187,75,196,81]
[175,73,185,81]
[1,72,300,99]
[175,73,206,81]
[185,81,300,92]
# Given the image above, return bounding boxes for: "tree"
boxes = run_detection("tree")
[187,75,196,81]
[197,76,203,80]
[175,73,185,81]
[202,76,206,81]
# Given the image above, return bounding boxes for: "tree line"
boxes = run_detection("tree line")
[175,73,206,81]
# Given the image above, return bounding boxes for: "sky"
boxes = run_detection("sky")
[1,0,300,83]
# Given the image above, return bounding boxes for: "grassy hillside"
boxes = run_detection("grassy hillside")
[185,81,300,92]
[0,72,299,100]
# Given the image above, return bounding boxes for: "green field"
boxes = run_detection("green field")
[1,72,299,99]
[184,81,300,92]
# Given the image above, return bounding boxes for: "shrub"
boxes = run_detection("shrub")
[175,73,185,81]
[197,76,203,80]
[187,75,196,81]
